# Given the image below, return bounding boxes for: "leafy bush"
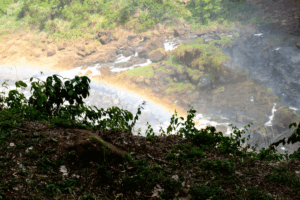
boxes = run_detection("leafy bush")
[0,72,146,134]
[185,0,223,25]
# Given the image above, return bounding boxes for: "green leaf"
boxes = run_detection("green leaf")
[37,99,43,107]
[68,90,73,96]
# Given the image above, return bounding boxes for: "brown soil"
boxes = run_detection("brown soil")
[0,25,174,72]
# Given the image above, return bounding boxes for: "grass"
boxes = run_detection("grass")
[0,70,300,200]
[0,0,274,46]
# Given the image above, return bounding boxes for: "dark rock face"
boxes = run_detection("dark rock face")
[90,50,118,64]
[220,27,300,111]
[122,46,135,57]
[173,46,201,67]
[149,48,167,63]
[95,30,117,45]
[199,76,211,88]
[138,37,165,59]
[173,26,194,39]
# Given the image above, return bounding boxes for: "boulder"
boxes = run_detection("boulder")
[173,25,192,38]
[57,42,67,50]
[138,37,164,59]
[273,107,300,133]
[174,27,186,38]
[122,46,135,57]
[95,30,116,45]
[127,35,137,41]
[149,48,167,63]
[81,66,88,70]
[47,49,56,57]
[124,57,145,68]
[98,65,113,76]
[173,47,201,67]
[84,70,93,76]
[92,50,118,63]
[100,36,112,45]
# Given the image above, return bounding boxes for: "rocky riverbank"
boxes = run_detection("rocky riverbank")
[1,15,300,156]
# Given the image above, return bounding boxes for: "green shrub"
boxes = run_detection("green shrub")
[185,0,223,25]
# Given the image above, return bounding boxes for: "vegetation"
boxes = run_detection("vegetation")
[0,0,275,43]
[0,72,300,199]
[1,0,300,199]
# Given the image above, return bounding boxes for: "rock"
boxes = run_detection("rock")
[135,76,145,83]
[138,37,164,59]
[178,73,188,82]
[75,45,85,52]
[41,46,48,51]
[100,36,111,45]
[77,51,86,57]
[273,107,300,132]
[127,35,137,41]
[213,35,221,40]
[149,48,167,63]
[92,50,118,64]
[122,46,135,57]
[81,66,88,70]
[236,114,248,123]
[47,49,56,57]
[153,88,160,92]
[40,36,47,43]
[173,47,201,67]
[145,78,151,85]
[290,28,300,36]
[152,65,160,70]
[57,43,67,50]
[125,57,143,68]
[95,30,116,45]
[84,70,93,76]
[98,65,113,76]
[174,27,186,38]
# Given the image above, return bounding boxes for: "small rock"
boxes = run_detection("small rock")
[47,49,56,57]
